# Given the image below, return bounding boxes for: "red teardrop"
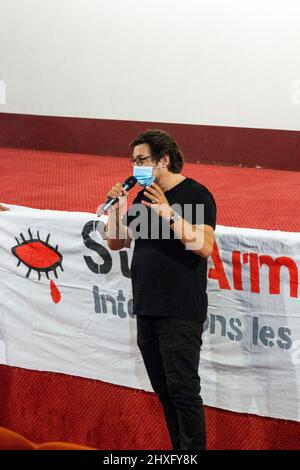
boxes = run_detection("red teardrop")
[50,280,61,304]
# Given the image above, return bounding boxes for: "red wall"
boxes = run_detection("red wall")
[1,112,299,170]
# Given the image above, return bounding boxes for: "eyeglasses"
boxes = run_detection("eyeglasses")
[129,156,153,166]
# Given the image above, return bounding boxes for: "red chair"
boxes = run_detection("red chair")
[0,427,35,450]
[0,427,95,450]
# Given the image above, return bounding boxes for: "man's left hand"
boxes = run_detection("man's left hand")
[142,182,173,220]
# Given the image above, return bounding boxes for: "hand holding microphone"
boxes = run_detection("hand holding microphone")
[97,176,137,216]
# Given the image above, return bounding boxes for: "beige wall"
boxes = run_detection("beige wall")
[0,0,300,130]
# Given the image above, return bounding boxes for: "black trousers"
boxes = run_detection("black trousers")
[137,315,206,450]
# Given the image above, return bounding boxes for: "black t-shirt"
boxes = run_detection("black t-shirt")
[123,177,217,322]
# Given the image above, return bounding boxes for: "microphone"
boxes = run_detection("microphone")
[97,176,137,216]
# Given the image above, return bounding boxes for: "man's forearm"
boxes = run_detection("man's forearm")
[106,208,128,250]
[170,216,213,258]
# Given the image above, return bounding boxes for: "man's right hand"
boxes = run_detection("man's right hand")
[106,183,129,211]
[105,183,132,251]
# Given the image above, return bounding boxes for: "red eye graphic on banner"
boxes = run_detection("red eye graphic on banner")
[11,229,63,303]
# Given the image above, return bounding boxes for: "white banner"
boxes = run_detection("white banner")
[0,203,299,421]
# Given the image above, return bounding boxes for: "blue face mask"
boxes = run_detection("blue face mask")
[133,166,156,187]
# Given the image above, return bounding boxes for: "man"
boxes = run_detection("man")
[106,129,216,450]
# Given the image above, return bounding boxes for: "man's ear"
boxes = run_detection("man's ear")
[160,154,170,168]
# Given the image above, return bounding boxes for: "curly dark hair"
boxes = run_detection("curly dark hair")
[130,129,184,173]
